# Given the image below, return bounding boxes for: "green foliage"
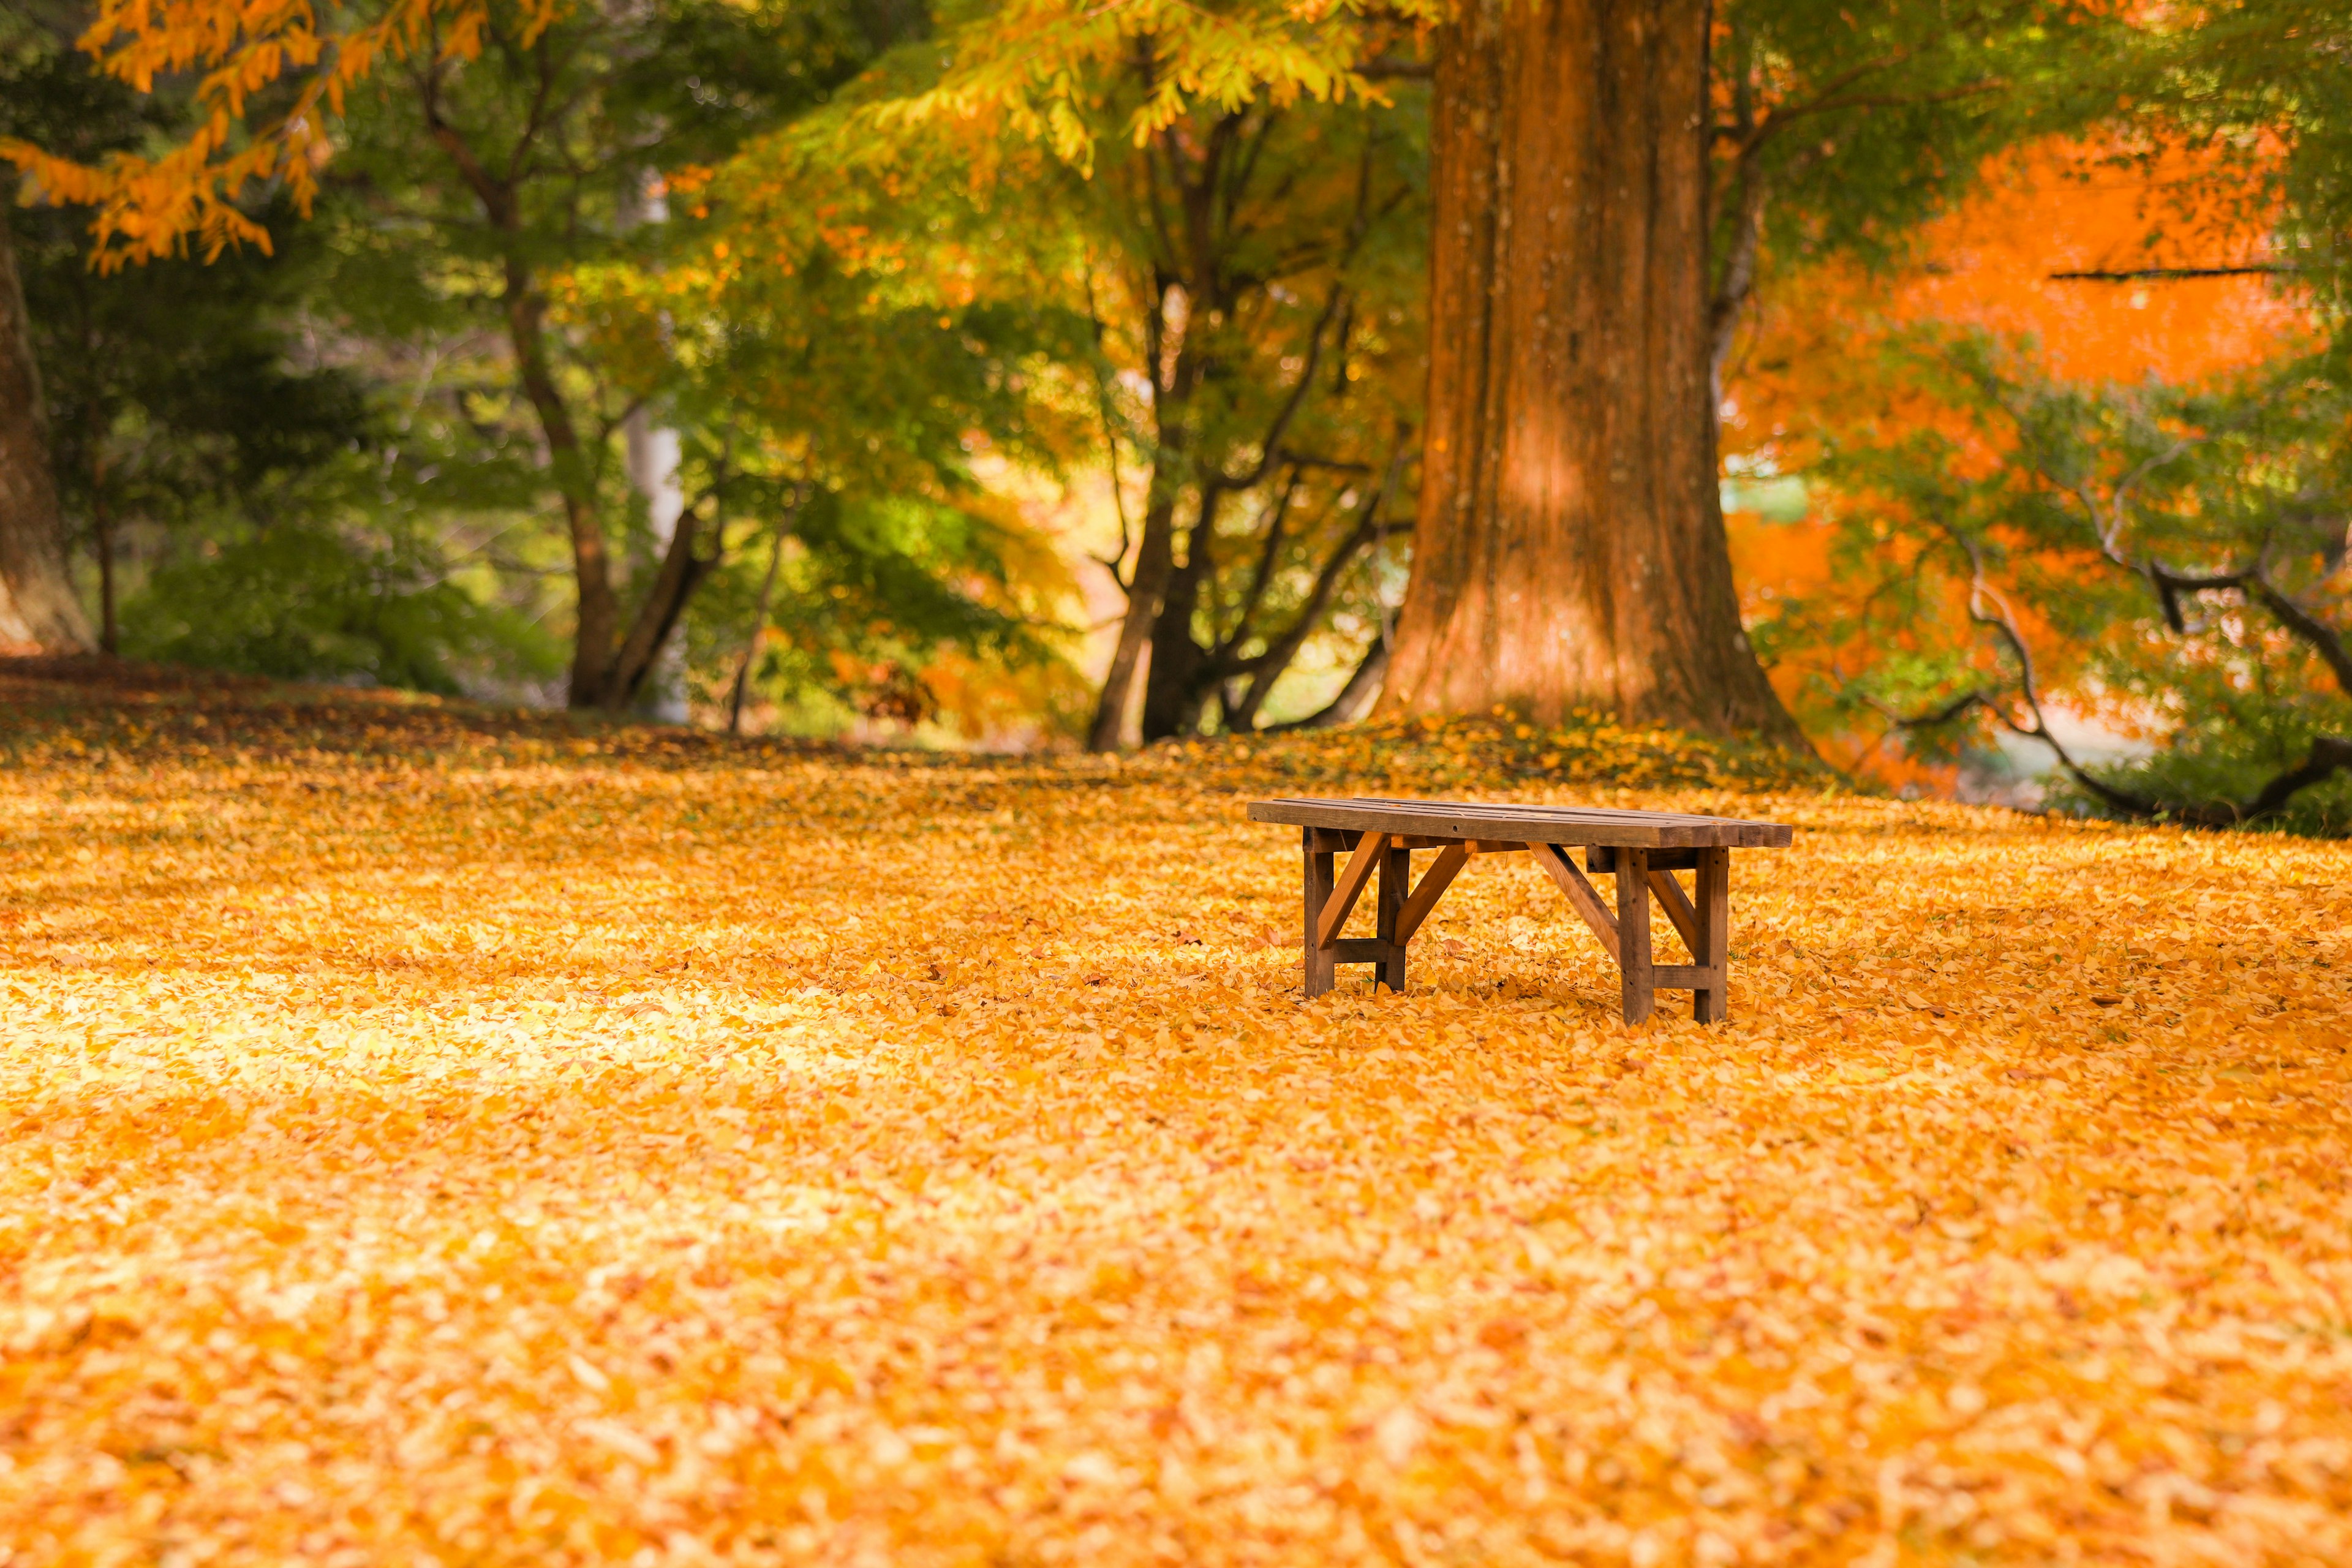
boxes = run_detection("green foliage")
[2,9,559,698]
[121,519,559,694]
[1716,0,2123,281]
[827,0,1433,739]
[4,10,370,554]
[302,0,1090,715]
[2136,0,2352,315]
[1761,331,2352,831]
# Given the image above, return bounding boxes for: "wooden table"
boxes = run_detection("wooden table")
[1246,796,1794,1023]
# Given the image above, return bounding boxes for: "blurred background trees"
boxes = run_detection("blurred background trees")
[1,0,2346,825]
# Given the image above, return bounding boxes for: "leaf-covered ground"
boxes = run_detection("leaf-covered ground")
[4,659,2349,1567]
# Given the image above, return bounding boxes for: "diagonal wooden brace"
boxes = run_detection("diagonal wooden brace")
[1649,868,1701,955]
[1527,842,1620,965]
[1316,830,1389,949]
[1394,842,1469,942]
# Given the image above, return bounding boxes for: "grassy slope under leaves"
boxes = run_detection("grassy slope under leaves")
[3,659,2348,1566]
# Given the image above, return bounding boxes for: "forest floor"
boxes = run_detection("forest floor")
[4,657,2350,1567]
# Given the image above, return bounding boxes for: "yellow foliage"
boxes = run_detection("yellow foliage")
[4,663,2350,1564]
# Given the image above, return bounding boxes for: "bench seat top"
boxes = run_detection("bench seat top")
[1246,795,1793,850]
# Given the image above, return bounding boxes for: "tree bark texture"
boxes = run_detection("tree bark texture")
[1379,0,1796,740]
[0,202,94,652]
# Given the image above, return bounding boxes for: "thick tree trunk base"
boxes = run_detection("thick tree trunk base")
[1379,0,1799,746]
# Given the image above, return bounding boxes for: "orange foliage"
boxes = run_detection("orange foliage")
[1731,138,2306,460]
[1724,137,2321,786]
[1876,140,2301,385]
[0,0,552,266]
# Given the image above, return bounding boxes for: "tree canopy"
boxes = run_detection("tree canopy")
[0,0,2345,819]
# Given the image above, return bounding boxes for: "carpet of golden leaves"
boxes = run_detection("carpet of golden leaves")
[4,660,2350,1567]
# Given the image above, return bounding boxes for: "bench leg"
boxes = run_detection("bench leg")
[1375,843,1409,992]
[1616,848,1654,1024]
[1302,827,1336,998]
[1694,847,1730,1023]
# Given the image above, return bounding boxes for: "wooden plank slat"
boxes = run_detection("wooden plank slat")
[1364,804,1765,836]
[1351,795,1786,832]
[1327,938,1387,962]
[1311,804,1671,848]
[1654,964,1725,989]
[1649,868,1701,954]
[1393,835,1526,853]
[1526,842,1620,964]
[1316,830,1388,949]
[1246,796,1793,849]
[1395,842,1469,942]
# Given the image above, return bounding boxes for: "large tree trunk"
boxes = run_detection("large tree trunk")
[0,201,94,652]
[1379,0,1797,741]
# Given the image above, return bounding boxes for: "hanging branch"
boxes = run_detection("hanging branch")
[1881,522,2352,826]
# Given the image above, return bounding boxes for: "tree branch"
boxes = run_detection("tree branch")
[2232,737,2352,823]
[1226,442,1408,731]
[1216,465,1302,659]
[1080,255,1135,594]
[2248,571,2352,699]
[1267,639,1389,731]
[1869,688,1992,729]
[1208,280,1348,494]
[1893,522,2352,826]
[2049,266,2293,281]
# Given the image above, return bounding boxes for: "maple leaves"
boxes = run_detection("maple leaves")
[4,666,2351,1562]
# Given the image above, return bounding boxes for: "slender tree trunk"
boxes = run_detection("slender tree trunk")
[0,200,94,652]
[1087,493,1177,750]
[503,273,620,707]
[424,61,624,712]
[92,458,116,654]
[729,519,786,736]
[1139,487,1221,741]
[598,502,708,711]
[1379,0,1799,742]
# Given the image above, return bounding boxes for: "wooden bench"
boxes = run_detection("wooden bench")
[1245,796,1793,1023]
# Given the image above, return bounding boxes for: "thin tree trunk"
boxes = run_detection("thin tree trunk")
[1379,0,1800,742]
[92,457,116,655]
[503,273,620,707]
[1139,485,1222,741]
[729,514,789,736]
[1226,445,1406,731]
[423,61,619,710]
[1086,494,1176,750]
[599,507,709,712]
[0,198,94,652]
